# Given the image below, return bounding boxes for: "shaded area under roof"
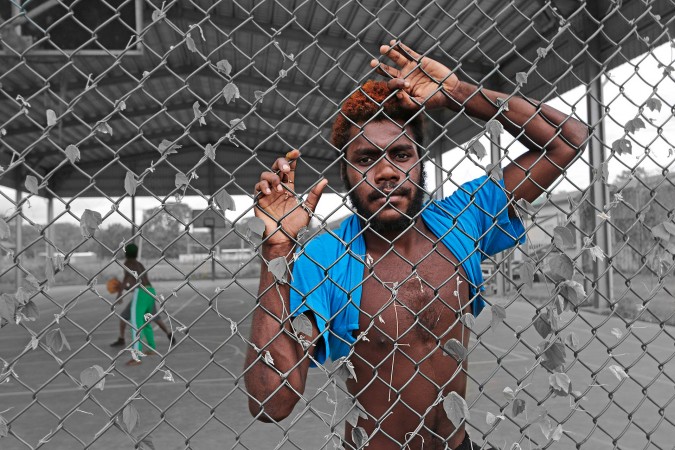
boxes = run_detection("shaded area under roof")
[0,0,673,198]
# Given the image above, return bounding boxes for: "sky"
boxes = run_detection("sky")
[1,41,674,230]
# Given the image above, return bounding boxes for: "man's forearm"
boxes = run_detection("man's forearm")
[444,81,589,208]
[446,81,588,154]
[244,243,309,421]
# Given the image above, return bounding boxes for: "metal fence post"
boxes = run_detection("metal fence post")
[585,56,613,311]
[131,195,137,236]
[46,196,54,259]
[14,174,22,288]
[433,145,444,201]
[209,161,217,280]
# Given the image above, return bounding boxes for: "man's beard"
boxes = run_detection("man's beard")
[345,169,427,234]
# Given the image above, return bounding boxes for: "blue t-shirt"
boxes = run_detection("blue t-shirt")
[289,175,526,364]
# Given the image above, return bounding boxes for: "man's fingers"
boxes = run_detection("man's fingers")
[399,92,421,110]
[387,78,410,91]
[381,78,417,109]
[260,172,283,193]
[371,59,401,79]
[379,44,411,69]
[391,40,422,61]
[272,149,300,173]
[271,156,291,174]
[254,180,272,196]
[286,150,299,185]
[285,149,300,170]
[304,178,328,212]
[272,149,301,183]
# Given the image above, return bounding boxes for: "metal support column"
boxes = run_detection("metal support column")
[425,112,447,201]
[209,162,217,280]
[131,196,137,236]
[132,196,143,259]
[46,197,54,258]
[210,226,216,281]
[14,178,23,288]
[433,146,444,200]
[586,61,613,310]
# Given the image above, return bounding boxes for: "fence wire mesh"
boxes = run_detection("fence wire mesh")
[1,0,675,449]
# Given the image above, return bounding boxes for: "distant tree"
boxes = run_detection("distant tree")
[52,223,85,254]
[94,223,132,258]
[614,167,649,186]
[609,168,675,272]
[17,225,41,258]
[140,203,192,259]
[188,230,216,253]
[188,217,251,253]
[12,220,108,259]
[217,216,258,250]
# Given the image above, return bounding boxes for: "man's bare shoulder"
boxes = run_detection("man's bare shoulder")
[123,259,145,273]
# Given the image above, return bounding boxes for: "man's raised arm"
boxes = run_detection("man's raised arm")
[372,41,590,214]
[244,150,328,422]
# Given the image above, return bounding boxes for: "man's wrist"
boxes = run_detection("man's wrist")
[442,77,460,96]
[262,242,295,259]
[442,80,469,108]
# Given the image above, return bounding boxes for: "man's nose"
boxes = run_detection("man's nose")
[372,155,401,183]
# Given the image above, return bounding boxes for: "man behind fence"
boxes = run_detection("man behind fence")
[114,243,159,365]
[245,41,589,449]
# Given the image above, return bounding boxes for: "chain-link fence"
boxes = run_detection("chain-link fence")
[1,0,675,449]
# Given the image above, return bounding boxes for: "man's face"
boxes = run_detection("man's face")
[342,119,426,234]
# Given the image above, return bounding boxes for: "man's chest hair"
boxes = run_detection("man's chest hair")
[359,250,469,342]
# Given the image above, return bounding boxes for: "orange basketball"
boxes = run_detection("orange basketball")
[106,277,121,294]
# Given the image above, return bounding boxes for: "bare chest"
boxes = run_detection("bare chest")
[356,246,470,346]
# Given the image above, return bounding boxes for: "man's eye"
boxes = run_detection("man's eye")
[358,157,374,165]
[395,153,411,160]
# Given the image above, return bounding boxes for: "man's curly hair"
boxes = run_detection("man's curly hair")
[331,80,425,154]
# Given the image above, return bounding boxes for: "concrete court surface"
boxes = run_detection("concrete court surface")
[0,279,673,449]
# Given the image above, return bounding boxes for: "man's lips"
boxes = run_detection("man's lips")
[368,187,411,203]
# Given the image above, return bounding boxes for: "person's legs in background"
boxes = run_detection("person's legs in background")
[126,288,156,365]
[138,287,157,355]
[112,296,174,347]
[110,301,131,347]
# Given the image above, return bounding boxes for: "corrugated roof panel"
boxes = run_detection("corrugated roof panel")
[1,0,672,196]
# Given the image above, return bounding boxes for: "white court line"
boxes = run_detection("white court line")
[171,292,201,315]
[501,302,675,354]
[469,338,674,386]
[468,407,631,450]
[0,324,234,347]
[478,344,529,361]
[572,326,674,354]
[477,343,673,387]
[534,307,675,354]
[7,339,246,367]
[470,356,523,366]
[0,356,521,399]
[150,291,246,329]
[151,292,199,331]
[0,376,236,398]
[226,343,246,358]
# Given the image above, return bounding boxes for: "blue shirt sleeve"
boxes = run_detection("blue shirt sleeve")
[440,175,526,259]
[288,241,332,365]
